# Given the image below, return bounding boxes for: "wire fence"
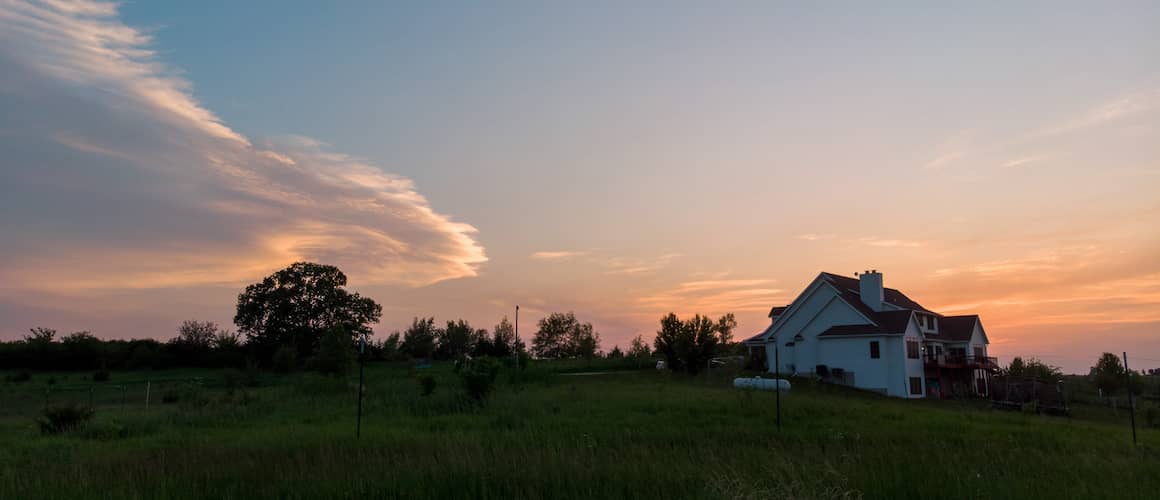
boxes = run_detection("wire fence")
[1,377,208,420]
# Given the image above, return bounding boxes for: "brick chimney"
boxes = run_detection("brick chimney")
[859,269,884,311]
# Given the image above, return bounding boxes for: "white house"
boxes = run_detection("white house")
[745,270,996,399]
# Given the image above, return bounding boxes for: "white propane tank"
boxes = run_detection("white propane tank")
[733,377,791,392]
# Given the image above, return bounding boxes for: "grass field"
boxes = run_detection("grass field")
[2,363,1158,499]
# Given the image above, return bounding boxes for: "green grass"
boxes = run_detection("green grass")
[1,364,1157,499]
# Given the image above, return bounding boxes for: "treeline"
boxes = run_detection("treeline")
[0,323,246,371]
[1,262,753,375]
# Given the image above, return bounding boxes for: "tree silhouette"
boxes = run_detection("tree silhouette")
[234,262,381,361]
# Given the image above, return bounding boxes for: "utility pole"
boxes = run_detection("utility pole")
[775,342,781,431]
[357,333,366,438]
[1124,352,1137,446]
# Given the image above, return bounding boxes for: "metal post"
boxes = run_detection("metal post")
[515,305,520,370]
[357,334,366,438]
[775,342,781,431]
[1124,352,1137,446]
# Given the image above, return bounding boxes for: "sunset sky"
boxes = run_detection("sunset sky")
[2,1,1158,373]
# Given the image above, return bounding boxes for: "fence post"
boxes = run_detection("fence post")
[145,381,151,413]
[1123,352,1137,446]
[775,342,781,431]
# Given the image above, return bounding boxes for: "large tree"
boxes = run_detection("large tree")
[401,317,439,359]
[531,312,601,359]
[234,262,381,361]
[489,316,524,358]
[653,313,732,375]
[1091,352,1126,397]
[436,319,484,360]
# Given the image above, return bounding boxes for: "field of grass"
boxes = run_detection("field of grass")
[2,363,1158,499]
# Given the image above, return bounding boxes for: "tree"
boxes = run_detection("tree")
[234,262,381,361]
[531,312,601,359]
[716,313,737,344]
[653,313,732,375]
[401,317,438,359]
[24,327,56,344]
[607,346,625,359]
[1006,357,1026,377]
[436,319,480,360]
[310,327,354,375]
[489,316,523,358]
[628,335,652,359]
[176,320,220,348]
[1005,356,1062,381]
[1092,352,1126,397]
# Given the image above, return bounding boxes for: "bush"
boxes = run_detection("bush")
[309,328,353,376]
[419,375,437,396]
[271,345,298,373]
[459,358,501,402]
[36,403,95,435]
[4,371,31,383]
[221,368,243,394]
[92,370,110,382]
[161,388,181,404]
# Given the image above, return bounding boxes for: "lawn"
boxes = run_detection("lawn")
[1,363,1157,499]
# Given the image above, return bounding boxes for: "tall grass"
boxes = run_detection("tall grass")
[0,364,1157,499]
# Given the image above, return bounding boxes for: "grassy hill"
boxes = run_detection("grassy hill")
[1,363,1157,499]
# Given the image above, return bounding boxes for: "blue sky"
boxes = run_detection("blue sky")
[2,1,1159,372]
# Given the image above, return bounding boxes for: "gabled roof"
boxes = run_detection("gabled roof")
[820,272,934,314]
[817,310,914,338]
[932,315,979,342]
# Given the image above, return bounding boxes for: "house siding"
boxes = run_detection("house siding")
[764,287,869,375]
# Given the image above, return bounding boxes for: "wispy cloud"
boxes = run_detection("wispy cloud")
[1025,89,1160,141]
[530,250,587,260]
[1000,155,1044,168]
[0,0,486,291]
[924,150,967,169]
[796,233,835,241]
[599,252,682,275]
[857,237,927,248]
[636,277,784,315]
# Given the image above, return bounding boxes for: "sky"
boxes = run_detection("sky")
[1,0,1158,373]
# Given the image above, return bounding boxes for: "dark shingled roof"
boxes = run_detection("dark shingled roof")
[818,310,915,338]
[820,272,934,314]
[933,315,979,342]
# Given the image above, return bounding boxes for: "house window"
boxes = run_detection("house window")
[909,377,922,395]
[869,341,880,359]
[973,346,984,359]
[906,340,920,359]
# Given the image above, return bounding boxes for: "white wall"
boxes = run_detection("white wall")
[901,319,926,398]
[969,322,987,358]
[765,286,870,375]
[817,335,891,393]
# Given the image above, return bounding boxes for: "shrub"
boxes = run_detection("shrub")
[243,360,261,387]
[36,403,95,435]
[161,388,181,404]
[271,345,298,373]
[419,375,437,396]
[221,368,243,394]
[309,328,353,376]
[46,376,57,386]
[459,358,501,402]
[92,370,110,382]
[4,371,31,383]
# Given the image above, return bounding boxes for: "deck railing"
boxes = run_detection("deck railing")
[923,352,999,369]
